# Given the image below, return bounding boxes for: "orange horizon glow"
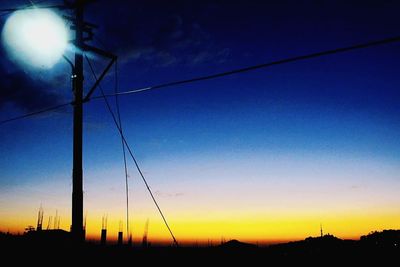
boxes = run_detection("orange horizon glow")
[2,207,399,245]
[1,153,399,245]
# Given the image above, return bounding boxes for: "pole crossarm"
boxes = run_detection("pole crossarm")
[63,55,75,73]
[82,44,117,103]
[63,15,98,29]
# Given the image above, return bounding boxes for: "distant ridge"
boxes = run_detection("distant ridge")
[219,239,257,249]
[0,230,399,263]
[360,229,400,248]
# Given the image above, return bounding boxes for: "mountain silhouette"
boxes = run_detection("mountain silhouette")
[219,239,257,249]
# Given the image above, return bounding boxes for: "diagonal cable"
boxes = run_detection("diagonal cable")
[91,35,400,99]
[113,59,131,242]
[0,102,71,125]
[2,35,400,125]
[85,54,179,246]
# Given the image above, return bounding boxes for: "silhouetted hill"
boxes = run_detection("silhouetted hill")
[25,229,71,241]
[360,229,400,248]
[269,234,351,257]
[219,239,258,249]
[1,230,399,264]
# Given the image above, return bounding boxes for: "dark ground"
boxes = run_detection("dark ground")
[1,230,399,265]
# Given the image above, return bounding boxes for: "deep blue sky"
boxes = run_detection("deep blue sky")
[0,0,400,239]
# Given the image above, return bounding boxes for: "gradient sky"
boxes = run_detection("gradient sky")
[0,0,400,244]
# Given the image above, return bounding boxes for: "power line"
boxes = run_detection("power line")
[0,0,46,17]
[86,36,131,240]
[113,59,131,242]
[0,1,65,17]
[0,102,71,125]
[2,35,400,125]
[86,53,131,241]
[85,55,179,247]
[91,35,400,100]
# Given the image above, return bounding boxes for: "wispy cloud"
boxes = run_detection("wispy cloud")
[155,190,184,198]
[92,1,231,67]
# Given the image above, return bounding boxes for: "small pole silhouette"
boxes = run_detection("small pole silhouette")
[101,215,107,245]
[47,216,52,230]
[36,206,43,231]
[320,224,323,237]
[118,220,123,246]
[142,219,149,248]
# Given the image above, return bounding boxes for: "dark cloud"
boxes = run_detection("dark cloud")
[0,0,229,112]
[0,71,59,110]
[89,0,230,66]
[0,48,66,112]
[0,4,71,113]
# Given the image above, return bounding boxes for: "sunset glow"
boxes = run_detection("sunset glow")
[1,1,399,248]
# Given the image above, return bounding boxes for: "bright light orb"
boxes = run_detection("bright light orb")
[2,9,68,69]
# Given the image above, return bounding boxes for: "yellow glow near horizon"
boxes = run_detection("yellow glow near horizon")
[1,153,399,244]
[2,207,399,244]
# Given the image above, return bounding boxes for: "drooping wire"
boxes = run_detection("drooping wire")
[86,35,131,239]
[2,35,400,125]
[0,1,66,17]
[84,54,179,246]
[0,102,71,125]
[85,34,131,240]
[113,59,131,242]
[90,35,400,100]
[0,0,48,16]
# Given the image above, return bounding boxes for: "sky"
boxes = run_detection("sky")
[0,0,400,245]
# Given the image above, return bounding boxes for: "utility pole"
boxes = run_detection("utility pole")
[71,0,85,242]
[62,0,115,242]
[0,0,116,243]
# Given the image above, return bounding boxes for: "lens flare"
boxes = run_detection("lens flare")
[2,9,68,69]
